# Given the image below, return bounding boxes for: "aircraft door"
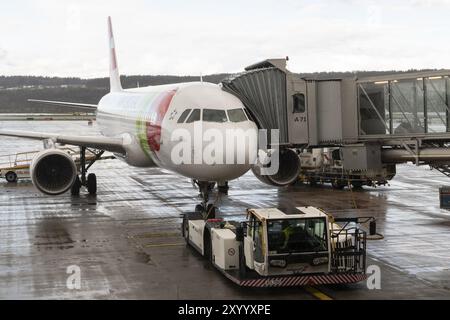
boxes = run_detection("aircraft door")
[287,80,309,144]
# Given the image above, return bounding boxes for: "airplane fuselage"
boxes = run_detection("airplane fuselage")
[96,82,258,182]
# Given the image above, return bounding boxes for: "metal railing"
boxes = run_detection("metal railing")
[0,147,91,171]
[330,226,366,274]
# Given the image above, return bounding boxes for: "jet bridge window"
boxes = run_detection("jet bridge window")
[203,109,228,123]
[358,82,390,135]
[186,109,201,123]
[358,77,439,135]
[390,79,425,134]
[293,93,306,113]
[227,108,247,122]
[425,77,449,133]
[177,109,192,123]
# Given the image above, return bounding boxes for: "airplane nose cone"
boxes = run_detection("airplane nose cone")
[190,163,252,181]
[222,122,258,167]
[175,121,258,181]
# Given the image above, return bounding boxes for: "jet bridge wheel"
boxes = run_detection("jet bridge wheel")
[332,179,345,189]
[5,171,18,183]
[352,181,363,189]
[308,177,317,186]
[87,173,97,195]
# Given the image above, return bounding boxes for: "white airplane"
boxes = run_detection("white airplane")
[0,17,264,216]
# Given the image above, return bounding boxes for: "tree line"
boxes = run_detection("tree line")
[0,70,442,113]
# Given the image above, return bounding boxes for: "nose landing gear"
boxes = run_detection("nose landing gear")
[218,181,229,195]
[193,180,218,219]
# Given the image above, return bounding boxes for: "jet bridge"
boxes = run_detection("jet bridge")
[222,61,290,145]
[222,59,361,147]
[223,58,450,146]
[222,58,450,185]
[357,71,450,139]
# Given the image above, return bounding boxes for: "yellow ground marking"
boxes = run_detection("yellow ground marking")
[305,286,333,300]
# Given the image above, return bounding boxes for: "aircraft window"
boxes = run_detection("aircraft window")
[203,109,228,123]
[227,108,247,122]
[186,109,201,123]
[177,109,192,123]
[293,93,306,113]
[243,108,254,121]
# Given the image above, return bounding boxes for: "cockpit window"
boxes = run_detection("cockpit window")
[203,109,228,123]
[244,108,254,121]
[177,109,191,123]
[227,108,247,122]
[186,109,201,123]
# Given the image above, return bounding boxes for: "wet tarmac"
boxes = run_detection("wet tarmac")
[1,121,450,299]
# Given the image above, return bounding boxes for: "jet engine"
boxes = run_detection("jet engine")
[30,149,78,195]
[252,148,301,187]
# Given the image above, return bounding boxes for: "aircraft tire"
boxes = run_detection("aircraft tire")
[5,171,18,183]
[71,176,81,196]
[87,173,97,195]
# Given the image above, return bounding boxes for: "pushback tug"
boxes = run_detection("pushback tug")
[182,207,371,287]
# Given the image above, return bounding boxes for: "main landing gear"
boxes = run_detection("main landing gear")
[71,146,103,196]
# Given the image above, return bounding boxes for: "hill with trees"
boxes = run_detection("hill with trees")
[0,70,442,113]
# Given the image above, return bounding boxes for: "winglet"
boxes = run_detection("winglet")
[108,17,123,92]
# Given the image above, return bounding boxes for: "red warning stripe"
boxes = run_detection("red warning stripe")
[238,273,366,287]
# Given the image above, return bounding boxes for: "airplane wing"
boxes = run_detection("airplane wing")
[0,130,126,154]
[28,99,98,111]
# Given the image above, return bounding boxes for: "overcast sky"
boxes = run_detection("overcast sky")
[1,0,450,77]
